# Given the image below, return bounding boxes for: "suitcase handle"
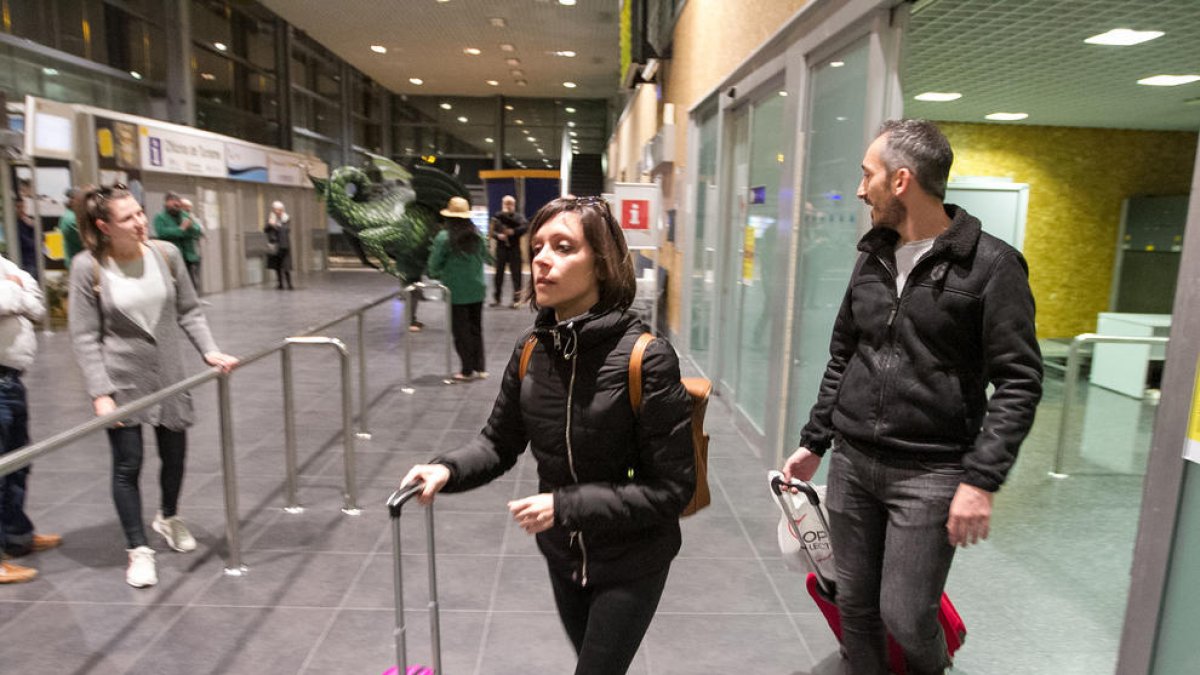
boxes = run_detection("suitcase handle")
[386,480,441,675]
[387,481,425,518]
[767,471,836,596]
[769,472,822,509]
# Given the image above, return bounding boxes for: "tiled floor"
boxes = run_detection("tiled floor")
[2,270,1148,674]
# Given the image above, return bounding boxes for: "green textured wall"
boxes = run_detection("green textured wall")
[938,123,1197,338]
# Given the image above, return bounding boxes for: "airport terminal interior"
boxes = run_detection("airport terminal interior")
[1,1,1199,674]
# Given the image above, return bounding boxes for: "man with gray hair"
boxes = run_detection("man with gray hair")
[782,119,1042,673]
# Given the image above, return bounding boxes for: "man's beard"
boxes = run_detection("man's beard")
[871,194,906,229]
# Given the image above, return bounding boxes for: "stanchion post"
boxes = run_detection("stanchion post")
[356,310,371,438]
[338,342,360,514]
[1050,336,1084,479]
[402,284,415,393]
[217,374,247,575]
[440,284,453,378]
[281,344,301,512]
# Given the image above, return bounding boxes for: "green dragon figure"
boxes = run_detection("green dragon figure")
[310,153,470,283]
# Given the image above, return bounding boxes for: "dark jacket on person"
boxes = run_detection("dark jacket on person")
[435,307,694,587]
[490,210,528,249]
[798,204,1043,493]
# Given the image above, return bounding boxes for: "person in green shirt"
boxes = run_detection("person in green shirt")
[428,197,492,382]
[152,192,204,293]
[58,187,85,268]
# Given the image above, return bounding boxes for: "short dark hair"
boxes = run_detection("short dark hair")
[525,197,636,313]
[77,183,133,256]
[164,191,181,202]
[876,119,953,200]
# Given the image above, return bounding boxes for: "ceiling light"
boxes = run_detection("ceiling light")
[1138,74,1200,86]
[559,0,577,5]
[409,77,424,85]
[486,79,499,86]
[527,136,537,142]
[1085,29,1164,46]
[511,70,525,78]
[464,47,481,56]
[506,58,521,66]
[569,131,578,137]
[42,67,58,75]
[538,149,545,154]
[830,61,845,67]
[499,43,515,52]
[440,102,452,110]
[565,107,576,113]
[485,137,494,143]
[458,116,468,123]
[567,121,576,127]
[985,112,1029,121]
[370,45,387,54]
[914,91,962,102]
[555,50,576,57]
[562,81,577,89]
[213,42,227,52]
[516,80,528,87]
[779,91,788,97]
[522,129,530,135]
[200,72,216,81]
[505,105,514,111]
[130,71,143,80]
[515,119,524,125]
[835,116,848,121]
[489,17,507,28]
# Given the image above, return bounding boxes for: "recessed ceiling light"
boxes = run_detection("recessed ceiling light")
[464,47,481,56]
[779,91,788,97]
[562,81,577,88]
[506,58,521,67]
[1138,74,1200,86]
[440,102,452,110]
[486,79,499,86]
[489,17,506,28]
[835,116,848,121]
[522,129,530,135]
[830,61,845,67]
[914,92,962,102]
[370,45,387,54]
[499,43,515,52]
[457,116,469,123]
[200,72,216,81]
[409,77,424,85]
[516,79,527,86]
[985,112,1029,121]
[511,70,524,78]
[213,42,227,52]
[505,105,514,111]
[559,0,576,5]
[484,137,494,143]
[567,121,576,127]
[569,131,578,137]
[527,137,537,142]
[565,107,576,113]
[42,67,58,75]
[1085,28,1164,46]
[515,119,524,125]
[130,71,143,79]
[555,50,576,58]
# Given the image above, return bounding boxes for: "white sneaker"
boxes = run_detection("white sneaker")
[152,513,197,552]
[126,546,157,588]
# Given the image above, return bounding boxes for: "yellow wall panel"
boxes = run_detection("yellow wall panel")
[939,122,1197,338]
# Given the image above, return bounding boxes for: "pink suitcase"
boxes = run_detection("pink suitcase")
[382,483,441,675]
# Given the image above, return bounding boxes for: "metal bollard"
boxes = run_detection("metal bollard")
[218,374,247,575]
[281,344,302,513]
[357,311,371,439]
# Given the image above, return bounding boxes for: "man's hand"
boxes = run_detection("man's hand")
[181,217,193,230]
[947,483,993,547]
[782,446,822,482]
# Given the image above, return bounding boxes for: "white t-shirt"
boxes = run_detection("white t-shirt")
[103,247,167,334]
[894,237,936,295]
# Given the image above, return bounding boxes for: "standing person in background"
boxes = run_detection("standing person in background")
[14,198,38,282]
[0,252,61,583]
[152,192,204,295]
[264,200,293,290]
[58,187,86,268]
[428,196,490,382]
[69,184,238,588]
[490,195,527,308]
[782,119,1042,674]
[403,197,695,675]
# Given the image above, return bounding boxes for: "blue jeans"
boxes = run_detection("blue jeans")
[0,371,34,555]
[107,425,187,549]
[826,440,959,675]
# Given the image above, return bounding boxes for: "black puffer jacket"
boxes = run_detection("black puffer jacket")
[436,307,694,587]
[798,205,1043,492]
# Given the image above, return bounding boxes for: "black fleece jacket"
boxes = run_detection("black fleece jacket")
[798,204,1043,492]
[435,307,694,587]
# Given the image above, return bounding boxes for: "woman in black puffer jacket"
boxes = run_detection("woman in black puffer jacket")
[402,197,694,675]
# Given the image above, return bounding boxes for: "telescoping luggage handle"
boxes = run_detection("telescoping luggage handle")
[768,471,835,597]
[384,482,442,675]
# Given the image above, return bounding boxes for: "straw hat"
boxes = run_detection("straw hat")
[440,196,471,218]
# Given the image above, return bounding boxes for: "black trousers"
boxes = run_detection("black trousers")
[107,425,187,549]
[450,302,485,375]
[548,566,670,675]
[493,245,523,303]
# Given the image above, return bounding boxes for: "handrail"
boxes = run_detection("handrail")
[1049,333,1170,478]
[402,281,454,392]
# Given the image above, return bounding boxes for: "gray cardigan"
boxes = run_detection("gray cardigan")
[68,242,221,430]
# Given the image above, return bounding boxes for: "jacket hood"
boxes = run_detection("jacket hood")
[532,306,641,360]
[857,203,982,262]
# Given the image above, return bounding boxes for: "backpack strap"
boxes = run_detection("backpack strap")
[518,334,538,380]
[628,332,654,413]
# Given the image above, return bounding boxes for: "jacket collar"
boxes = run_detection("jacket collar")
[533,306,638,360]
[856,203,981,262]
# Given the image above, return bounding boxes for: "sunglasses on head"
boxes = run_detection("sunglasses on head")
[87,183,128,202]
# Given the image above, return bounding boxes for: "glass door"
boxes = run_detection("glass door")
[689,110,720,375]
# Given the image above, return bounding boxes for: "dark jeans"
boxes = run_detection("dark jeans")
[0,372,33,554]
[549,566,670,675]
[826,440,959,675]
[185,260,202,295]
[107,425,187,549]
[450,302,485,375]
[493,245,523,303]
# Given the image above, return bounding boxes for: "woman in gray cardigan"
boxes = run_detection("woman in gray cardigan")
[68,184,237,588]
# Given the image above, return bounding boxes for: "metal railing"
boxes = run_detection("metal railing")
[0,286,458,576]
[402,281,453,392]
[1049,333,1170,479]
